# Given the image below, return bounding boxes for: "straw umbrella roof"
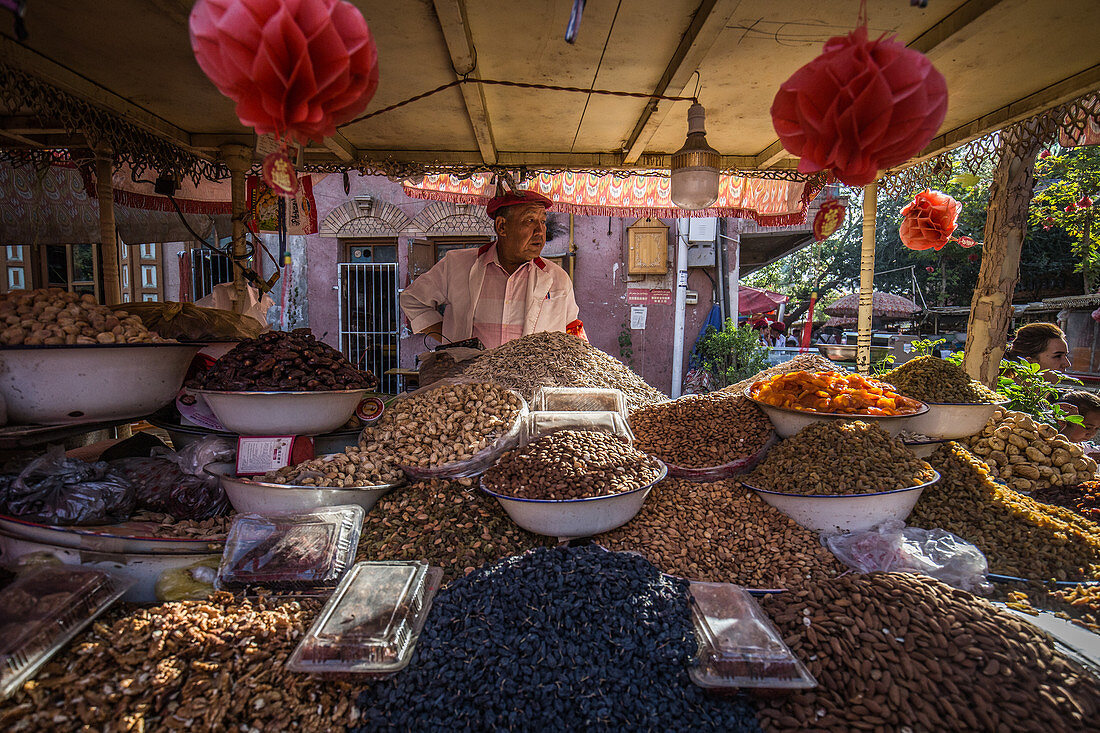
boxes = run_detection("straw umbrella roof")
[825,292,921,318]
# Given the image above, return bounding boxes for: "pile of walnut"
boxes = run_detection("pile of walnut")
[967,407,1097,492]
[0,288,169,345]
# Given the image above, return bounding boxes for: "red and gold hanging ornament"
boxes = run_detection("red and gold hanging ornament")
[813,197,846,241]
[770,26,947,187]
[190,0,380,193]
[899,189,961,251]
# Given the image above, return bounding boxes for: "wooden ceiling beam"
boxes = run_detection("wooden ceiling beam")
[621,0,737,165]
[323,131,358,162]
[432,0,497,165]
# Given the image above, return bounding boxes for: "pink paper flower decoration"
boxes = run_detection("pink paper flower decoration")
[771,27,948,187]
[900,189,960,251]
[190,0,379,143]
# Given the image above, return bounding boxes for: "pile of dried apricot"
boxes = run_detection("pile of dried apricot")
[748,370,924,415]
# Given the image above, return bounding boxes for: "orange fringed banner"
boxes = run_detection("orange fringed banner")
[403,171,818,226]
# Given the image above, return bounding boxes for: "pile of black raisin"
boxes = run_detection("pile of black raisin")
[353,545,760,731]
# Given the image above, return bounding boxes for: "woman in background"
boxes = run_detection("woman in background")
[1004,323,1072,383]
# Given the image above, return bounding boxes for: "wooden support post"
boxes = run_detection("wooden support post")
[963,136,1043,385]
[220,143,253,313]
[856,181,877,374]
[94,147,122,305]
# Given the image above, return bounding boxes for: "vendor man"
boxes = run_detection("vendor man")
[399,189,582,349]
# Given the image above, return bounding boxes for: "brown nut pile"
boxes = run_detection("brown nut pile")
[458,331,668,412]
[966,407,1097,492]
[483,429,662,500]
[0,288,169,345]
[989,581,1100,634]
[356,479,552,584]
[757,573,1100,733]
[911,442,1100,581]
[262,445,402,487]
[1031,481,1100,522]
[881,355,1002,403]
[597,477,844,587]
[191,328,377,391]
[745,420,935,495]
[128,510,231,540]
[375,382,523,468]
[630,393,772,468]
[0,593,356,732]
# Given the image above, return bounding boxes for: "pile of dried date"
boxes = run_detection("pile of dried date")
[0,288,170,346]
[191,329,377,391]
[483,429,663,500]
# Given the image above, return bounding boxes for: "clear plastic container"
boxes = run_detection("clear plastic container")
[688,581,817,695]
[287,561,443,677]
[216,505,364,594]
[532,386,628,421]
[1,565,133,700]
[523,410,635,447]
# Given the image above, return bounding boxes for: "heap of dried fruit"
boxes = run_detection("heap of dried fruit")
[484,429,662,500]
[750,370,924,415]
[912,442,1100,581]
[745,420,935,495]
[0,288,170,345]
[597,477,844,587]
[967,408,1097,492]
[758,573,1100,732]
[191,329,376,391]
[881,355,1001,403]
[630,393,773,469]
[721,353,840,396]
[458,331,667,412]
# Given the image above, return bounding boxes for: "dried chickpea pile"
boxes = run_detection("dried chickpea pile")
[881,355,1001,403]
[356,479,552,583]
[0,593,354,732]
[721,353,840,396]
[1031,481,1100,522]
[597,477,844,587]
[373,382,523,469]
[459,331,668,412]
[0,288,169,345]
[630,393,772,468]
[911,442,1100,581]
[750,371,924,415]
[757,573,1100,733]
[484,430,662,500]
[745,421,935,495]
[262,444,402,486]
[967,408,1097,491]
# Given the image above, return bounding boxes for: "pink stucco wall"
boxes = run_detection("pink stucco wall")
[304,174,724,395]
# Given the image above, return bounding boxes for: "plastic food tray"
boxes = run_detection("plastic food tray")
[287,561,442,677]
[532,387,629,421]
[1,566,133,700]
[688,581,817,694]
[215,505,364,595]
[523,410,635,446]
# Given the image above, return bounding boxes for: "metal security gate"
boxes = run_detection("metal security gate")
[189,249,233,301]
[338,263,400,394]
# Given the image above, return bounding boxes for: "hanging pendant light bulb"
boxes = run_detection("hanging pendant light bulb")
[670,103,720,210]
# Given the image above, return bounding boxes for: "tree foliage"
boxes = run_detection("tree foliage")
[1028,145,1100,290]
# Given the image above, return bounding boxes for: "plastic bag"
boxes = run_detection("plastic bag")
[824,520,992,594]
[155,556,220,602]
[116,301,265,341]
[161,436,235,520]
[109,457,185,512]
[3,446,135,525]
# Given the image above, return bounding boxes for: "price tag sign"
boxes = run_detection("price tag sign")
[236,436,314,476]
[630,306,648,330]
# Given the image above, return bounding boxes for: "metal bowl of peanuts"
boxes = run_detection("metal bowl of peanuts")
[0,342,201,424]
[206,461,402,515]
[744,388,927,438]
[744,471,940,534]
[904,400,1009,440]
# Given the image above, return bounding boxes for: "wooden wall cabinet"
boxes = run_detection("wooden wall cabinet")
[626,218,669,275]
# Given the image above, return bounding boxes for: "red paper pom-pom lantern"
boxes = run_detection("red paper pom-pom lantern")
[771,27,948,187]
[190,0,380,143]
[900,189,960,251]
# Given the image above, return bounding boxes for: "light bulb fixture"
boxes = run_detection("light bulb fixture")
[670,102,720,210]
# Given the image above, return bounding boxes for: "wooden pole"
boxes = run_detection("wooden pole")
[856,181,877,374]
[220,143,253,313]
[94,147,122,305]
[962,137,1043,385]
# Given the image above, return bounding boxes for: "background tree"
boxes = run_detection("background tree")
[1028,144,1100,290]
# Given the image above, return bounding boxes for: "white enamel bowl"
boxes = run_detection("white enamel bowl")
[745,390,928,439]
[206,462,399,515]
[903,402,1006,440]
[193,388,369,436]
